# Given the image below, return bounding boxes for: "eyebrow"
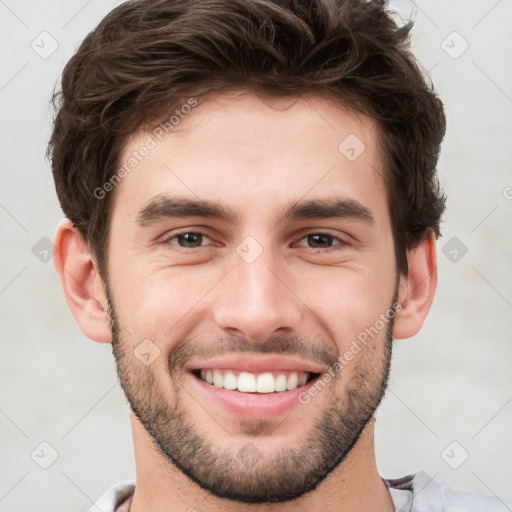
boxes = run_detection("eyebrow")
[135,195,375,227]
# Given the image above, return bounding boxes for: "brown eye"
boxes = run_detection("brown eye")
[306,234,334,248]
[295,233,347,250]
[164,232,212,248]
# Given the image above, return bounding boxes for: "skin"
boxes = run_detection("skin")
[54,90,437,511]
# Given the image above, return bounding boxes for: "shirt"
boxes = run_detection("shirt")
[88,471,512,511]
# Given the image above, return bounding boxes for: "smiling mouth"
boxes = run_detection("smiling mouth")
[191,368,321,393]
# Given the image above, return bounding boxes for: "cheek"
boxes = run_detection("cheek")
[294,259,396,349]
[112,265,219,341]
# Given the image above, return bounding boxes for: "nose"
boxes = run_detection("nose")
[213,249,303,343]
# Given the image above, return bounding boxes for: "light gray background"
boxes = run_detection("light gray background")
[1,1,511,510]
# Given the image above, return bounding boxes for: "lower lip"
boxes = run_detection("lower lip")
[186,372,320,418]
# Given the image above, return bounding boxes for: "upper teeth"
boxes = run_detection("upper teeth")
[199,369,310,393]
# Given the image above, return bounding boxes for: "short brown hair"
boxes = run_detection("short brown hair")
[47,0,446,279]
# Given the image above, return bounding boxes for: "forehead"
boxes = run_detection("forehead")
[112,90,387,226]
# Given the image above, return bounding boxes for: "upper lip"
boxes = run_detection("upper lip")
[185,355,325,374]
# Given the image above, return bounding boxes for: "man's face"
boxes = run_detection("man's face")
[104,91,399,503]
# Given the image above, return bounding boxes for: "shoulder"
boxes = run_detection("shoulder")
[87,480,136,512]
[440,479,512,512]
[384,470,512,512]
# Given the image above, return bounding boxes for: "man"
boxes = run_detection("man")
[48,0,511,510]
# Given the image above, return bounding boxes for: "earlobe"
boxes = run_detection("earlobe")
[393,232,438,340]
[53,218,112,344]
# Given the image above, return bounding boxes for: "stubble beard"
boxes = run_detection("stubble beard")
[107,285,397,504]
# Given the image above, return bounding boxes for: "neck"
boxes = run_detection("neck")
[128,415,394,512]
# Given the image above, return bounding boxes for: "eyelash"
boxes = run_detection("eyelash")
[160,230,349,252]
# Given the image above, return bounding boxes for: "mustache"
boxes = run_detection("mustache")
[168,335,339,372]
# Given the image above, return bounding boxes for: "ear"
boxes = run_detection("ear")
[393,231,437,339]
[53,218,112,343]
